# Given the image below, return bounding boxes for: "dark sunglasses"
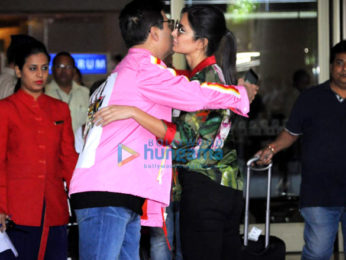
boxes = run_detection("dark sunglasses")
[162,19,175,31]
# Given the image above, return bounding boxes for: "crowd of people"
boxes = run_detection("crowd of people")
[0,0,344,260]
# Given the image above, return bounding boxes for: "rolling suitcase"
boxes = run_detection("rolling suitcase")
[241,157,286,260]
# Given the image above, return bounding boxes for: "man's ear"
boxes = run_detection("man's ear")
[149,26,160,42]
[14,66,21,78]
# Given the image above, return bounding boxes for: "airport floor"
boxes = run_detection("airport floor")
[286,253,345,260]
[66,253,344,260]
[66,224,345,260]
[66,253,345,260]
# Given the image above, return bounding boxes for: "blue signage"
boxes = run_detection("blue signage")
[49,53,107,74]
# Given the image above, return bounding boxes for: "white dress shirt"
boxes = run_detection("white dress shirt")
[45,80,89,133]
[0,67,17,99]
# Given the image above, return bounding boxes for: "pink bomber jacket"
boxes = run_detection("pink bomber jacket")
[69,48,249,227]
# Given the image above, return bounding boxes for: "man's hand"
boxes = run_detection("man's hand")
[254,131,299,165]
[238,78,259,103]
[255,145,275,165]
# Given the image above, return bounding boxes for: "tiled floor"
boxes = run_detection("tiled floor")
[286,254,302,260]
[286,253,345,260]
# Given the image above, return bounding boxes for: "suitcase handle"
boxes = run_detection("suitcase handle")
[244,157,272,248]
[246,157,272,172]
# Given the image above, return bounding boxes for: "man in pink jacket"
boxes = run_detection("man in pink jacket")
[69,0,257,259]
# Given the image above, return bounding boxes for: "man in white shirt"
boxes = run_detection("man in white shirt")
[0,67,16,99]
[45,52,89,133]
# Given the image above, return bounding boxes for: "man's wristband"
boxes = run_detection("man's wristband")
[267,145,275,154]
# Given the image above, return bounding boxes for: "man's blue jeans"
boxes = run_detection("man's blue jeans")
[300,207,346,260]
[75,206,141,260]
[150,201,183,260]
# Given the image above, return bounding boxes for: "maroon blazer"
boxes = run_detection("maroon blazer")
[0,90,78,226]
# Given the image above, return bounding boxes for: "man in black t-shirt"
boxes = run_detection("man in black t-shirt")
[256,40,346,260]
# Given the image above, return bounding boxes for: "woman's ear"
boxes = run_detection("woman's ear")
[14,66,21,78]
[201,38,208,52]
[197,38,208,52]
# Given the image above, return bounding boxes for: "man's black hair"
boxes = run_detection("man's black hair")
[52,51,76,67]
[119,0,165,48]
[330,40,346,64]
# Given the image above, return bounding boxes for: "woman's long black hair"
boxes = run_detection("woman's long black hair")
[182,5,237,85]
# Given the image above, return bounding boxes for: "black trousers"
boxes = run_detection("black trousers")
[0,225,67,260]
[179,170,243,260]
